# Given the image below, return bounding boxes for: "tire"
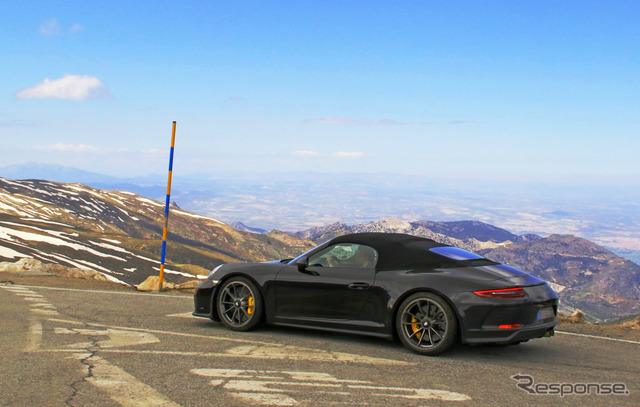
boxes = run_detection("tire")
[396,292,458,356]
[216,277,263,331]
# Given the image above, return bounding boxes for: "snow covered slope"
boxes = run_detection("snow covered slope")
[0,178,313,285]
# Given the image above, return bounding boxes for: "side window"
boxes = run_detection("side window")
[308,243,377,268]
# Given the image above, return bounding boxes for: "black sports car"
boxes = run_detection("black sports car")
[193,233,558,355]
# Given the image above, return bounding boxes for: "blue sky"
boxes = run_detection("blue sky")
[1,1,639,185]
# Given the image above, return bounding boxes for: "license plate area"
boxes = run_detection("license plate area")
[537,306,555,321]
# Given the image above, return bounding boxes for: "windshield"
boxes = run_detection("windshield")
[287,240,331,265]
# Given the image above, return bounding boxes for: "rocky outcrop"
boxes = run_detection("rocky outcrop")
[0,258,111,282]
[135,276,200,292]
[560,311,590,324]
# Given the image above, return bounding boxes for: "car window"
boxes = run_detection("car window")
[308,243,378,268]
[429,246,483,261]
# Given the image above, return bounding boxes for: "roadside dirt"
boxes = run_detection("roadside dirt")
[0,272,190,295]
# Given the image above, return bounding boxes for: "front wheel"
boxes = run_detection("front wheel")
[216,277,263,331]
[396,292,458,356]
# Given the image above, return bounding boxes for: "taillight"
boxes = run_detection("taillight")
[498,324,521,329]
[473,287,526,299]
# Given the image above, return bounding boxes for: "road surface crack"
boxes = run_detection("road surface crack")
[65,338,99,406]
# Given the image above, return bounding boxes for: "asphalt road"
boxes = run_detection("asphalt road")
[1,282,638,406]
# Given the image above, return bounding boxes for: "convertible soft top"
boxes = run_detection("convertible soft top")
[329,232,450,271]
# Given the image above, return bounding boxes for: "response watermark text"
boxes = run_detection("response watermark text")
[510,374,629,397]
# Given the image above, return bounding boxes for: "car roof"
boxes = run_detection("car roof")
[328,232,449,270]
[330,232,437,246]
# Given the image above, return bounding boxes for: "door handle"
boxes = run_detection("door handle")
[348,282,370,290]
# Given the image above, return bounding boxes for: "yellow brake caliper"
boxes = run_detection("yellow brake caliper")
[411,317,422,339]
[247,296,254,315]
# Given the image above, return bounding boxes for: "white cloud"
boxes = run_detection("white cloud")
[291,150,363,158]
[69,23,84,33]
[30,144,166,156]
[449,120,482,125]
[35,143,112,154]
[292,150,320,157]
[305,117,406,126]
[334,151,364,158]
[40,19,61,36]
[39,19,84,36]
[15,75,109,101]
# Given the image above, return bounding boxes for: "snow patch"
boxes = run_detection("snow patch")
[89,240,134,254]
[0,225,126,261]
[173,210,224,224]
[67,185,104,199]
[0,246,30,259]
[136,197,164,207]
[0,201,32,217]
[20,218,74,228]
[151,266,197,278]
[101,238,121,244]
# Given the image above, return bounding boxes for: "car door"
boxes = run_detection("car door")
[273,243,377,321]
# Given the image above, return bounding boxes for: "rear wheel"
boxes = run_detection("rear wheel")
[396,292,458,356]
[217,277,263,331]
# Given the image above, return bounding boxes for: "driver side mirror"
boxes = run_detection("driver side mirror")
[295,258,309,272]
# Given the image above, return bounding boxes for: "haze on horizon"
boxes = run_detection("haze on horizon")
[1,1,639,187]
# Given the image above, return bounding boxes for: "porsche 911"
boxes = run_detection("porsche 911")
[193,233,558,355]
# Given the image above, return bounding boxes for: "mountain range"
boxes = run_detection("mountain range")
[1,177,639,321]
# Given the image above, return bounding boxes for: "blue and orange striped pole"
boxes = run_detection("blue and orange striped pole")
[159,121,177,292]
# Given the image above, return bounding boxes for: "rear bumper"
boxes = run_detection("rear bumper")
[455,283,559,344]
[463,320,556,344]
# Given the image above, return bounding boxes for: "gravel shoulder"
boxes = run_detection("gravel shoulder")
[0,271,189,294]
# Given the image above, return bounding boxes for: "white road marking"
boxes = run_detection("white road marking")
[29,303,56,309]
[47,318,85,326]
[228,392,298,406]
[223,344,408,365]
[191,369,472,405]
[25,317,42,352]
[12,284,191,298]
[32,309,59,316]
[22,297,49,302]
[556,330,640,345]
[7,285,419,406]
[165,312,195,318]
[54,327,160,348]
[1,286,57,349]
[45,320,178,406]
[83,355,180,407]
[0,286,33,292]
[47,318,413,366]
